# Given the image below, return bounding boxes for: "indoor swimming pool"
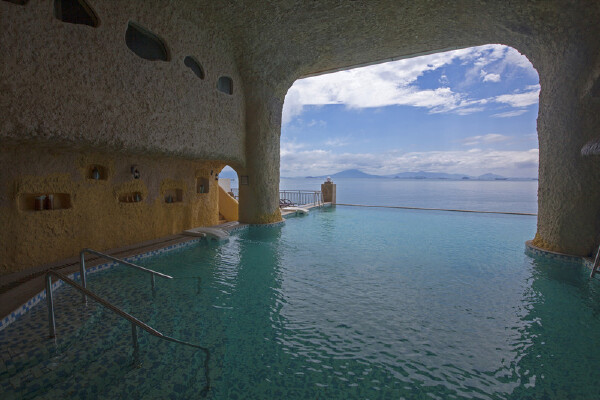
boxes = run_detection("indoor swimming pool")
[1,206,599,399]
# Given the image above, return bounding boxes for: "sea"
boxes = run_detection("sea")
[278,177,538,214]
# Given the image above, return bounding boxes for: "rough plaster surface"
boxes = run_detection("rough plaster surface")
[0,0,245,163]
[1,0,600,262]
[0,143,224,274]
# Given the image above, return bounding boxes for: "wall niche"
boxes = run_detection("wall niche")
[125,21,169,62]
[3,0,29,5]
[54,0,99,27]
[87,164,107,181]
[19,193,71,211]
[119,192,143,204]
[196,177,209,194]
[164,188,183,204]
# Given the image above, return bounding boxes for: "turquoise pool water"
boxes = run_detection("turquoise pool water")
[2,206,600,399]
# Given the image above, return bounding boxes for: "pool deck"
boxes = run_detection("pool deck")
[280,201,329,217]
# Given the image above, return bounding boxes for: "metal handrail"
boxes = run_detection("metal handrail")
[279,190,323,207]
[230,188,323,207]
[45,270,211,396]
[80,248,172,297]
[590,245,600,278]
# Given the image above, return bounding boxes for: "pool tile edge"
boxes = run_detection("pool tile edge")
[525,240,594,269]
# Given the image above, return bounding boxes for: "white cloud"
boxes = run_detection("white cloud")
[495,84,540,107]
[280,147,539,178]
[282,44,538,124]
[307,119,326,127]
[324,137,350,147]
[451,106,486,115]
[461,134,510,146]
[280,140,307,157]
[491,110,528,118]
[504,47,537,71]
[482,73,501,82]
[282,87,304,125]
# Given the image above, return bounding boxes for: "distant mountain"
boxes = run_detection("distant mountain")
[305,169,380,179]
[476,173,506,180]
[302,169,535,181]
[331,169,380,178]
[390,171,469,180]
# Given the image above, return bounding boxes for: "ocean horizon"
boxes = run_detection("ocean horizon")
[278,177,538,214]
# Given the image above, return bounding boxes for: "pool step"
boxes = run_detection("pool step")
[183,227,229,241]
[282,206,310,215]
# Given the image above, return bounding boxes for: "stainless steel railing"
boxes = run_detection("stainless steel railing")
[230,188,323,207]
[79,249,172,301]
[45,270,211,396]
[279,190,323,207]
[590,245,600,278]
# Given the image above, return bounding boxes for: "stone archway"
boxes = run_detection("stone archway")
[232,1,599,256]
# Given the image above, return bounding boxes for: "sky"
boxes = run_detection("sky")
[279,44,540,178]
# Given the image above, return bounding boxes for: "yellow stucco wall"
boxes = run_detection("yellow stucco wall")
[0,144,224,275]
[218,185,238,222]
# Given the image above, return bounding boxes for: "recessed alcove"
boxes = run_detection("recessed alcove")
[164,188,183,203]
[54,0,99,27]
[118,192,143,204]
[125,21,169,62]
[184,56,205,79]
[196,177,209,194]
[87,164,107,181]
[19,193,71,211]
[217,76,233,95]
[3,0,28,5]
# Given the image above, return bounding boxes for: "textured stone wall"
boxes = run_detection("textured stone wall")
[0,143,224,274]
[218,185,238,222]
[530,27,600,256]
[237,83,283,224]
[0,0,245,162]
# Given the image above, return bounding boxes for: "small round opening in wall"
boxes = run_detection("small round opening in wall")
[184,56,205,80]
[54,0,99,27]
[125,21,170,62]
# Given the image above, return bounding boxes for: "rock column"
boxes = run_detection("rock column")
[532,40,600,256]
[237,83,284,224]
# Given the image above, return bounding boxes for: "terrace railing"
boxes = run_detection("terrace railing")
[280,190,323,207]
[229,188,324,207]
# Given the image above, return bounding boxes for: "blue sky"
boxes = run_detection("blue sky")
[280,44,540,178]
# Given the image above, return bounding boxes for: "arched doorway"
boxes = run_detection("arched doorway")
[217,165,240,224]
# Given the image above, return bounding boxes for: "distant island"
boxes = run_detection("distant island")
[303,169,537,181]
